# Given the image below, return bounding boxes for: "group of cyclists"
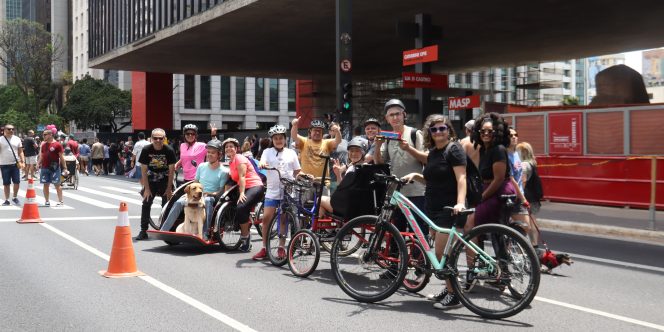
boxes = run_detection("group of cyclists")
[134,98,541,310]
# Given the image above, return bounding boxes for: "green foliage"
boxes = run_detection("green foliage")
[62,75,131,132]
[0,85,37,130]
[562,96,580,106]
[38,112,65,130]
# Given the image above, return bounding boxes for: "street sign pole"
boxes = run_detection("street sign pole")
[415,13,431,127]
[336,0,352,140]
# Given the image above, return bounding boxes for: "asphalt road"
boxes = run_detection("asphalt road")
[1,175,663,331]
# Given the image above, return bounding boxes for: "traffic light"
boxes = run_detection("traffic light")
[342,82,352,112]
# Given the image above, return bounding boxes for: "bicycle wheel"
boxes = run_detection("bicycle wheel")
[330,216,408,303]
[402,239,431,293]
[266,209,299,266]
[253,201,264,238]
[288,229,320,278]
[320,222,365,256]
[217,202,241,250]
[448,223,540,319]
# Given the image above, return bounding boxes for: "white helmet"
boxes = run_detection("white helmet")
[268,124,287,137]
[183,123,198,133]
[310,119,326,129]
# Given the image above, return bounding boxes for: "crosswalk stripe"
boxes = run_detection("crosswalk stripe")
[101,186,162,203]
[79,186,163,208]
[37,187,117,209]
[17,189,74,209]
[0,205,21,211]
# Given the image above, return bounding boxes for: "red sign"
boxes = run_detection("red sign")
[402,45,439,66]
[402,72,448,89]
[340,59,352,72]
[549,112,583,155]
[448,95,481,110]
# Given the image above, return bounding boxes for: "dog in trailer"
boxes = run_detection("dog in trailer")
[176,182,206,239]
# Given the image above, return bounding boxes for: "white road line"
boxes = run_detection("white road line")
[77,187,161,208]
[38,223,256,332]
[565,252,664,274]
[0,205,21,211]
[0,215,159,223]
[101,186,139,194]
[35,186,117,208]
[535,296,664,331]
[17,189,74,209]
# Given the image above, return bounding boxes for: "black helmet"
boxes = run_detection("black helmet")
[364,118,381,127]
[384,99,406,112]
[206,140,222,151]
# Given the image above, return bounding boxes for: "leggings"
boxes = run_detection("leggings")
[235,186,264,226]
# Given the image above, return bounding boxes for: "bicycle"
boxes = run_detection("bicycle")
[330,173,540,319]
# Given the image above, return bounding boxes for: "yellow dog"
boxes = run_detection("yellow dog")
[176,183,206,239]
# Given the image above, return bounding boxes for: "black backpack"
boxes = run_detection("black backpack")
[443,142,482,207]
[525,163,544,202]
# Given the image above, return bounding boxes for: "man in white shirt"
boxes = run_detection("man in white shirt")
[0,124,25,206]
[131,132,150,185]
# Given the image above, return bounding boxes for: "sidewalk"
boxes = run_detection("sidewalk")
[536,201,664,245]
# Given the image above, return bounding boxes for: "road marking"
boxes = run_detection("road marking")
[0,205,21,211]
[101,186,138,194]
[535,296,664,331]
[17,189,74,210]
[38,223,256,332]
[36,186,117,208]
[77,186,161,207]
[565,252,664,273]
[0,215,159,223]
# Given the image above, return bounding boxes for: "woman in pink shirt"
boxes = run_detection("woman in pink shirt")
[175,124,207,185]
[223,137,264,252]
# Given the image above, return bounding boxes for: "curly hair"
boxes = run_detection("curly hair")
[422,114,457,149]
[470,112,511,150]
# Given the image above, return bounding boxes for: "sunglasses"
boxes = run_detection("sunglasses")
[5,128,14,131]
[152,136,165,141]
[429,125,448,134]
[510,133,518,138]
[479,129,495,135]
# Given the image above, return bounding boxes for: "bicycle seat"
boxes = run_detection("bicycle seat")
[499,194,517,201]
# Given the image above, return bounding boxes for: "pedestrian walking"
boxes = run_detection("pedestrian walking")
[39,128,68,206]
[79,138,91,175]
[517,141,542,246]
[103,141,110,175]
[136,128,176,240]
[22,130,39,180]
[90,138,105,176]
[131,132,150,185]
[0,123,25,205]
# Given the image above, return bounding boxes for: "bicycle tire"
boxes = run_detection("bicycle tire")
[253,201,264,238]
[448,223,540,319]
[320,223,364,256]
[330,215,408,303]
[266,209,299,266]
[217,202,241,250]
[402,239,431,293]
[287,229,320,278]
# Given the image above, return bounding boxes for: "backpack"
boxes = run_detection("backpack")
[443,142,482,207]
[525,163,544,202]
[247,157,267,184]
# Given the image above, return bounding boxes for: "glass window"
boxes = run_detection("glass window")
[288,80,296,112]
[236,77,246,110]
[184,75,195,109]
[200,76,211,109]
[220,76,230,109]
[269,79,279,111]
[255,78,264,111]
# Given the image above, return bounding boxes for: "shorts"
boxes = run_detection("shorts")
[474,180,516,226]
[428,209,467,229]
[264,198,281,208]
[1,164,20,185]
[511,199,530,215]
[40,166,61,185]
[92,158,104,166]
[79,156,89,162]
[25,156,37,165]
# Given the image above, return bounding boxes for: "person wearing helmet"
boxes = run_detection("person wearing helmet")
[374,98,429,236]
[318,136,367,217]
[223,136,264,252]
[252,124,301,260]
[174,124,207,186]
[160,139,229,237]
[290,116,341,189]
[361,118,381,163]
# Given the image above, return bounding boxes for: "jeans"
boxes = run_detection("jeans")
[161,196,215,236]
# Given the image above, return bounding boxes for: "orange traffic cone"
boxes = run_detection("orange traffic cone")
[17,178,42,224]
[99,202,144,278]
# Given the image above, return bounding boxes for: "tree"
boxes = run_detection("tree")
[562,96,580,106]
[0,85,36,130]
[0,19,63,122]
[61,75,132,132]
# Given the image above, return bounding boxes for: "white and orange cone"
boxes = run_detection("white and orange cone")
[17,178,42,224]
[100,202,144,278]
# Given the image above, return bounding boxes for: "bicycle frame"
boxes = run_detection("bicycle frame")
[389,191,497,273]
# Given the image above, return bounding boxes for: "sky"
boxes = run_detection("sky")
[624,51,643,74]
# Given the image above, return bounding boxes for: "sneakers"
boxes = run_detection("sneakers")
[252,248,267,260]
[426,288,448,301]
[56,201,65,207]
[277,247,287,260]
[12,197,20,205]
[44,201,50,207]
[2,200,9,206]
[433,291,461,309]
[239,234,252,252]
[135,230,148,240]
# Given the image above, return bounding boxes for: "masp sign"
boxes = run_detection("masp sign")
[448,95,481,110]
[402,72,448,89]
[402,45,439,66]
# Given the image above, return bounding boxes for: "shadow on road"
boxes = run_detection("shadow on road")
[142,244,226,256]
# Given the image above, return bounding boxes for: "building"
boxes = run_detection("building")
[643,48,664,87]
[0,0,22,85]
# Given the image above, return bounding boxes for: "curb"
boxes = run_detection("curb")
[538,218,664,245]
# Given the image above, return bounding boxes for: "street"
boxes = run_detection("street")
[0,175,663,331]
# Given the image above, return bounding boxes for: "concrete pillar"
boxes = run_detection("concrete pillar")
[132,72,174,131]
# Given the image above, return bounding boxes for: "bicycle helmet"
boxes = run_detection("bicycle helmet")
[347,137,368,151]
[310,119,326,129]
[268,124,288,137]
[206,140,222,151]
[384,99,406,112]
[363,118,381,127]
[221,137,240,148]
[183,123,198,133]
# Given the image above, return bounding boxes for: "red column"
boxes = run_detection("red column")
[131,72,173,131]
